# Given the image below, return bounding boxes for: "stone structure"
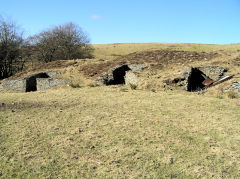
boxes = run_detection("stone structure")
[1,79,27,92]
[182,66,227,91]
[124,71,138,85]
[37,78,69,91]
[1,71,69,92]
[96,64,146,85]
[164,66,228,92]
[194,66,227,81]
[127,64,146,72]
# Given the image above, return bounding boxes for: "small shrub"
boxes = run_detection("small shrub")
[151,88,156,93]
[216,94,224,99]
[70,83,81,88]
[227,91,238,99]
[130,84,137,90]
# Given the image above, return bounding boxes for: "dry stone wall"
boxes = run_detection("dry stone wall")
[182,66,227,91]
[37,78,69,91]
[164,66,228,92]
[1,71,69,92]
[1,79,27,92]
[96,64,146,85]
[196,66,227,81]
[125,71,138,85]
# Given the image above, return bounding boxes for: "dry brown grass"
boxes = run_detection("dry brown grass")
[1,43,240,178]
[93,43,240,59]
[1,87,240,178]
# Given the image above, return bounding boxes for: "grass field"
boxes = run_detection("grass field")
[92,43,240,59]
[0,43,240,178]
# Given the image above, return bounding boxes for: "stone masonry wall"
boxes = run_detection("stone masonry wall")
[37,78,69,91]
[124,71,138,85]
[1,79,27,92]
[1,71,69,92]
[197,66,227,81]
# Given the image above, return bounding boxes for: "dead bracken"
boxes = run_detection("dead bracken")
[79,50,219,78]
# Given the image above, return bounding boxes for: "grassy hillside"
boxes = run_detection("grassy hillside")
[0,43,240,178]
[92,43,240,59]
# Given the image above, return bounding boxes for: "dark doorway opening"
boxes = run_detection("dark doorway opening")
[187,68,207,91]
[107,65,131,85]
[26,73,50,92]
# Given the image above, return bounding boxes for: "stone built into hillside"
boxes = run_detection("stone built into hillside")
[165,66,228,92]
[96,64,146,85]
[182,66,227,91]
[125,71,138,86]
[1,71,69,92]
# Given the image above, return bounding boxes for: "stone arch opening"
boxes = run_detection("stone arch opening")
[107,65,131,85]
[187,68,206,91]
[26,73,50,92]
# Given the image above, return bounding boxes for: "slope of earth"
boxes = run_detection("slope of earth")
[79,50,219,78]
[0,87,240,178]
[92,43,240,60]
[3,43,240,88]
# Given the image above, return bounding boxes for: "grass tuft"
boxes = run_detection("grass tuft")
[70,83,81,88]
[130,84,137,90]
[227,91,238,99]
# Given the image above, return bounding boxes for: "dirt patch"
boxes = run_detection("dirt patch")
[79,50,219,78]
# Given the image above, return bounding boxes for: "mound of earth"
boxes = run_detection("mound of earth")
[79,50,219,78]
[117,50,218,67]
